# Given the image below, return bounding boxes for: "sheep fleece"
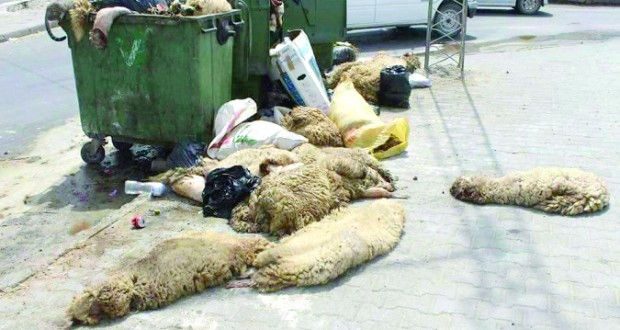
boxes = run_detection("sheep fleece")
[230,163,350,236]
[67,232,273,325]
[281,107,344,147]
[229,145,395,236]
[450,167,610,215]
[252,199,406,292]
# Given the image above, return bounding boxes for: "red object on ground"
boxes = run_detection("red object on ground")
[131,216,145,229]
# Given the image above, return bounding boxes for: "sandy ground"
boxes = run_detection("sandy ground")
[0,117,155,290]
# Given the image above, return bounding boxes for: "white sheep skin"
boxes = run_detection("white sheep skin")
[251,199,406,292]
[450,167,610,216]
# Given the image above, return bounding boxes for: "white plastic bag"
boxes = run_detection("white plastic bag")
[207,121,308,160]
[212,98,258,139]
[409,73,432,88]
[208,98,307,160]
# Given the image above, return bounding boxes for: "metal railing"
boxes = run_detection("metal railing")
[424,0,468,78]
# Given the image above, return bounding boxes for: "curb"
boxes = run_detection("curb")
[0,22,55,43]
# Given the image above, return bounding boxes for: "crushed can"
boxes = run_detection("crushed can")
[131,216,145,229]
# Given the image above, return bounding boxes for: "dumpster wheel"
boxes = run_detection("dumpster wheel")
[81,141,105,165]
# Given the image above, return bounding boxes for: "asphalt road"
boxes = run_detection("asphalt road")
[0,30,77,156]
[349,4,620,55]
[1,4,619,156]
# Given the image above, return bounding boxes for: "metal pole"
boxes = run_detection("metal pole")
[424,0,434,73]
[459,0,468,78]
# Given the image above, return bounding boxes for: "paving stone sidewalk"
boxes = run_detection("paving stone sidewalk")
[0,36,619,329]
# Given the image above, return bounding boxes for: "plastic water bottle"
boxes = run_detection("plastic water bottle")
[124,180,168,197]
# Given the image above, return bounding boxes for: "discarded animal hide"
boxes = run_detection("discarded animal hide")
[450,167,610,216]
[229,163,349,236]
[67,232,273,325]
[230,144,398,237]
[69,0,94,42]
[250,200,406,292]
[149,146,301,203]
[184,0,232,15]
[281,107,344,147]
[89,7,132,49]
[45,0,73,41]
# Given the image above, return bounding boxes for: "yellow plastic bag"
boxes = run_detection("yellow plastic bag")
[329,79,409,159]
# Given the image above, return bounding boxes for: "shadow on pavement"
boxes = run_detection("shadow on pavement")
[475,8,553,17]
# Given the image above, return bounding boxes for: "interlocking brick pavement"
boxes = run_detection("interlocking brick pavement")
[0,35,619,330]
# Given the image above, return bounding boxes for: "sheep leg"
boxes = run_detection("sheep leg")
[363,187,409,199]
[226,279,256,289]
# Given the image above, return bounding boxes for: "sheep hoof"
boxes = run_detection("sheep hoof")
[226,280,255,289]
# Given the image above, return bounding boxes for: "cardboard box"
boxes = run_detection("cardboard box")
[270,30,330,113]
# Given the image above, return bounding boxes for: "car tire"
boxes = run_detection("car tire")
[516,0,542,14]
[433,1,463,39]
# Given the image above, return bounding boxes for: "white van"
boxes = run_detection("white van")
[347,0,478,38]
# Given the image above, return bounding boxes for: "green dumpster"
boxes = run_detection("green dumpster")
[231,0,346,104]
[60,11,243,164]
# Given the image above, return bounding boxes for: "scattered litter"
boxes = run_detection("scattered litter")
[124,180,168,197]
[207,99,307,160]
[379,65,411,108]
[202,166,261,219]
[409,72,432,88]
[131,216,145,229]
[270,30,330,112]
[208,121,307,161]
[109,189,118,198]
[329,79,409,159]
[150,209,161,216]
[413,176,418,181]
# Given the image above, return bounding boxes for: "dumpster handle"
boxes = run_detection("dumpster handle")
[201,18,216,33]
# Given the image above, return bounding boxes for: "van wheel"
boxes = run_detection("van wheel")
[516,0,542,14]
[433,2,463,39]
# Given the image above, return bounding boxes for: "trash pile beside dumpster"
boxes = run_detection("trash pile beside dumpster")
[42,0,432,325]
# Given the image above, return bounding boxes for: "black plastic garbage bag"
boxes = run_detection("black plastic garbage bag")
[379,65,411,108]
[202,166,261,219]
